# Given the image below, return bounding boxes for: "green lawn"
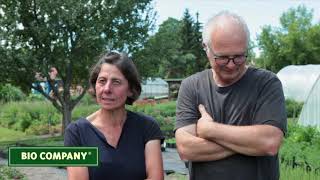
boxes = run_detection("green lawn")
[0,127,33,142]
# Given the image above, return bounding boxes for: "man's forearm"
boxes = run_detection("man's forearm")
[175,128,235,162]
[199,123,283,156]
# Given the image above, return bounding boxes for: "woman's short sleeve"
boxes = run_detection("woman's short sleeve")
[143,116,165,144]
[64,122,81,146]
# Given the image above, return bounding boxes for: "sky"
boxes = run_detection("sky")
[153,0,320,46]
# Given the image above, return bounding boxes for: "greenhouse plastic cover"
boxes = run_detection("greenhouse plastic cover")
[140,77,169,98]
[277,64,320,102]
[299,73,320,127]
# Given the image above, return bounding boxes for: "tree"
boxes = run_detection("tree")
[180,9,195,52]
[134,18,186,78]
[134,9,207,79]
[180,10,207,74]
[257,5,320,72]
[193,12,208,72]
[0,0,155,134]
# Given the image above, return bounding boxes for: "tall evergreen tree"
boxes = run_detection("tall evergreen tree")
[180,9,207,74]
[193,12,207,72]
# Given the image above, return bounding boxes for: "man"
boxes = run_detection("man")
[46,67,62,98]
[175,11,287,180]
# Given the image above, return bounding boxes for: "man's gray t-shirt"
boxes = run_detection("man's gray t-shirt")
[176,67,287,180]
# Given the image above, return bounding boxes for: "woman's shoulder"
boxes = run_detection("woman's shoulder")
[128,110,153,119]
[65,118,90,132]
[127,110,158,126]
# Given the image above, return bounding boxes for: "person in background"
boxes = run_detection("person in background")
[64,51,164,180]
[175,11,287,180]
[47,67,59,95]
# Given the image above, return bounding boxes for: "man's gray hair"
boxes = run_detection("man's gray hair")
[202,11,250,47]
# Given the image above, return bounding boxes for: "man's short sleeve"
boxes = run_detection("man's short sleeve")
[175,77,199,130]
[253,76,287,134]
[64,122,81,146]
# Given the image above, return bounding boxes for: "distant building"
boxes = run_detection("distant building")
[140,78,169,99]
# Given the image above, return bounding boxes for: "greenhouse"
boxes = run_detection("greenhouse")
[277,64,320,127]
[140,78,169,99]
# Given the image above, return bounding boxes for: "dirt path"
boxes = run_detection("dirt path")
[15,167,67,180]
[0,157,67,180]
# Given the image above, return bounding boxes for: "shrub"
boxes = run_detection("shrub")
[50,124,62,134]
[26,93,46,102]
[286,99,304,118]
[0,103,20,128]
[0,100,101,135]
[0,84,25,103]
[78,93,96,106]
[280,121,320,173]
[8,111,33,132]
[25,121,50,135]
[0,101,61,134]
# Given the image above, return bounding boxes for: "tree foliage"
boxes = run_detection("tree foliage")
[134,9,207,79]
[180,10,207,74]
[134,17,183,78]
[0,0,155,133]
[257,5,320,72]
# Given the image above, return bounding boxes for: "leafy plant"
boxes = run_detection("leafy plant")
[25,94,45,102]
[0,101,62,134]
[0,84,25,103]
[280,121,320,173]
[285,99,304,119]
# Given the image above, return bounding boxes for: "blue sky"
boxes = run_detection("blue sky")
[154,0,320,44]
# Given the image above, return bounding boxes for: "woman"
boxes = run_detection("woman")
[64,52,164,180]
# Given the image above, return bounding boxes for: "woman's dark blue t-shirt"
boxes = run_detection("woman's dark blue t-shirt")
[64,110,164,180]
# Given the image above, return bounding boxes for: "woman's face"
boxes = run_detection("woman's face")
[95,63,132,110]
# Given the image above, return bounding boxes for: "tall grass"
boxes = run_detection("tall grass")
[0,127,32,142]
[281,163,319,180]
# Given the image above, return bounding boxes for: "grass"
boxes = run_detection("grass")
[0,127,33,142]
[280,164,320,180]
[0,136,63,148]
[0,136,64,159]
[18,136,64,146]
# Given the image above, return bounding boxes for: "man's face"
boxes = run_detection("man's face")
[207,24,248,86]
